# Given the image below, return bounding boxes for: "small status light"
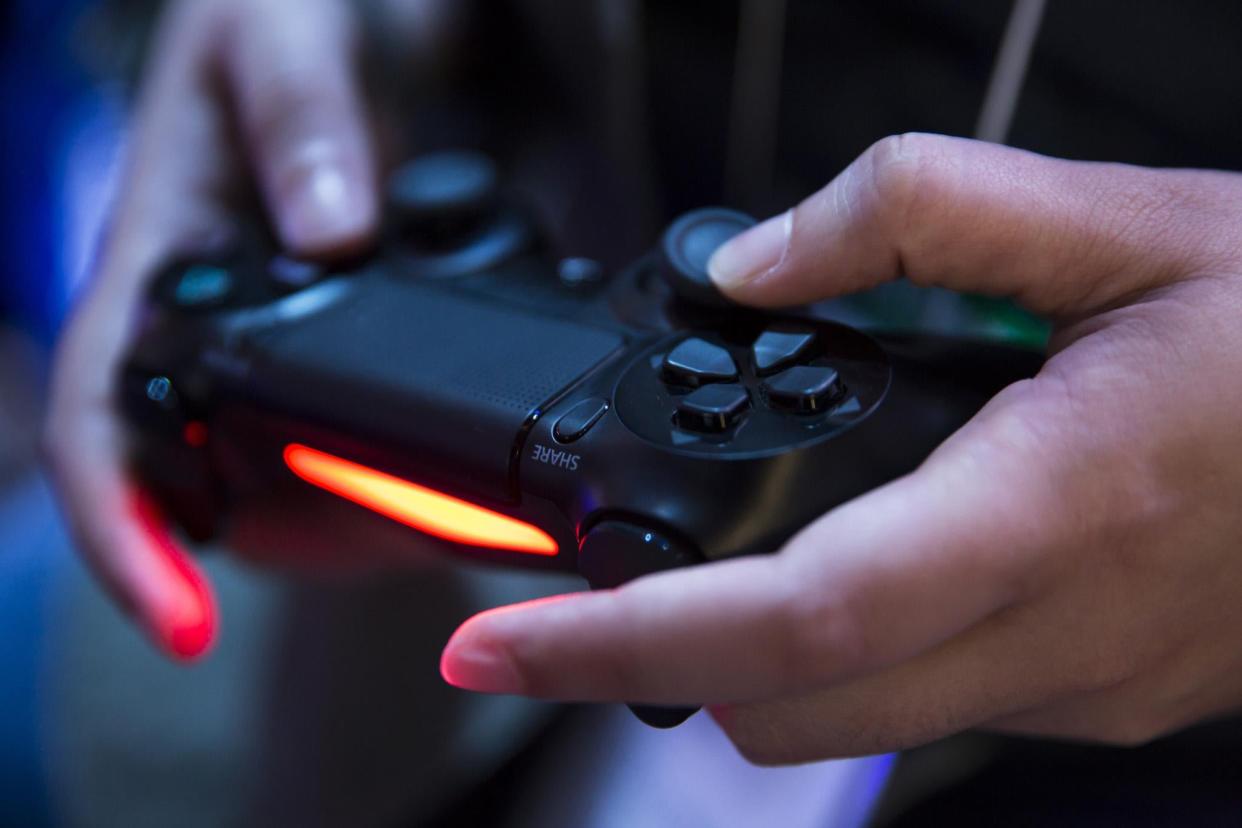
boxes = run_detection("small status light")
[283,444,559,556]
[183,421,209,447]
[146,376,172,403]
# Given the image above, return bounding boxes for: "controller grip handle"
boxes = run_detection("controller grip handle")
[578,520,703,729]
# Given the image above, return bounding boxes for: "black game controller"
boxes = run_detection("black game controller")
[121,151,1043,728]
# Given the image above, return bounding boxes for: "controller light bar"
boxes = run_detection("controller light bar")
[283,444,559,556]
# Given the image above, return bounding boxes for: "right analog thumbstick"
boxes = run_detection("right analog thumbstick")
[658,208,757,307]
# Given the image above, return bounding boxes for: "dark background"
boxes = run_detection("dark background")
[3,1,1242,825]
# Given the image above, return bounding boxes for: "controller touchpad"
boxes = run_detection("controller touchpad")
[245,281,624,499]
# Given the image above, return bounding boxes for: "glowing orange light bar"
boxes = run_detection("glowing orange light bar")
[283,444,559,556]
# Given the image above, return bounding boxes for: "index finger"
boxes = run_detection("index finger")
[441,381,1070,706]
[43,1,235,658]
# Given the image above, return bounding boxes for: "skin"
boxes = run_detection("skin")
[45,1,1242,763]
[440,133,1242,763]
[44,0,380,658]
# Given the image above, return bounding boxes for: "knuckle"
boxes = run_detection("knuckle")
[859,132,963,285]
[865,134,923,213]
[776,573,867,687]
[864,133,963,282]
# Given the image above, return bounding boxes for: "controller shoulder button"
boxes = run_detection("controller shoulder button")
[753,328,816,375]
[662,338,738,387]
[553,398,610,444]
[764,365,844,413]
[675,383,750,433]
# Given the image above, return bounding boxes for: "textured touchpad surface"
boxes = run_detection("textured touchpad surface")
[247,280,624,499]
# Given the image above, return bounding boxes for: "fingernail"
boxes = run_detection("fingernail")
[708,209,792,289]
[159,552,216,661]
[440,633,525,694]
[147,553,216,665]
[131,491,217,661]
[157,588,215,661]
[278,149,371,252]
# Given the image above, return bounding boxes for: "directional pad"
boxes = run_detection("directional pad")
[753,328,815,375]
[662,338,738,387]
[675,384,750,432]
[764,366,843,413]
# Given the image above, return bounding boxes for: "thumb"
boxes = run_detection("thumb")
[221,0,377,256]
[708,133,1237,316]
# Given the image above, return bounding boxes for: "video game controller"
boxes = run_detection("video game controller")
[121,150,1043,728]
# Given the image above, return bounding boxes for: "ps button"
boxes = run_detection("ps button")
[675,384,750,433]
[765,365,843,413]
[662,338,738,387]
[553,398,609,444]
[268,256,324,291]
[753,328,816,375]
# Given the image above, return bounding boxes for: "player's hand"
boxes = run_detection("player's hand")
[441,133,1242,762]
[45,0,379,659]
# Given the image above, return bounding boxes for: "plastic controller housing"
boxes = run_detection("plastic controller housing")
[122,152,1042,725]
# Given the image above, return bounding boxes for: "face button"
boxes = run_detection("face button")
[553,398,609,444]
[764,365,844,413]
[268,256,324,292]
[170,264,235,310]
[675,384,751,432]
[658,208,757,307]
[753,329,816,375]
[662,338,738,387]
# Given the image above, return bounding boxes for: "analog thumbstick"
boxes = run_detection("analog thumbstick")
[388,150,500,230]
[658,208,757,307]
